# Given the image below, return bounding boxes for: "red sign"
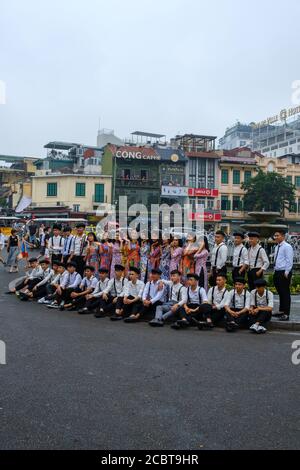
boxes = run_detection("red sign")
[188,188,219,197]
[188,212,222,222]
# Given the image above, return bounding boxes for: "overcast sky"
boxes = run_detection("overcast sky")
[1,0,300,157]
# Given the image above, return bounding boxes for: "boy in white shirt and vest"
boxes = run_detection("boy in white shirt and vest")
[148,270,187,327]
[249,278,273,334]
[48,224,64,264]
[68,265,98,311]
[102,264,128,320]
[171,273,210,330]
[232,232,249,283]
[209,230,228,287]
[225,277,251,332]
[122,267,145,321]
[79,268,110,316]
[247,232,269,292]
[207,273,229,326]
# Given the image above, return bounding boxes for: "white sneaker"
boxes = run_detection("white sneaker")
[257,325,267,334]
[38,297,46,304]
[250,323,259,332]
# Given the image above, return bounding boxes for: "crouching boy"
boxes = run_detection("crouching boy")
[249,279,273,334]
[224,277,250,332]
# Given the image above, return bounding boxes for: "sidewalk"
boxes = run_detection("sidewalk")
[270,295,300,331]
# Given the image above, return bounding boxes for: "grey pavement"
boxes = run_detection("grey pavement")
[0,266,300,450]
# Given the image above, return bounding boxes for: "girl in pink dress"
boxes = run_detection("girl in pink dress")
[194,236,209,291]
[169,238,183,274]
[110,232,123,278]
[85,232,101,276]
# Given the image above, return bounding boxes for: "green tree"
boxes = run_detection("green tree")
[241,170,296,214]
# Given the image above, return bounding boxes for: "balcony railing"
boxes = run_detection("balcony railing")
[116,178,158,188]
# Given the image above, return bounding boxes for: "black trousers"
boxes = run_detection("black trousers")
[56,287,81,304]
[16,277,42,291]
[248,268,263,292]
[138,300,163,319]
[122,296,143,317]
[249,310,272,326]
[72,256,86,277]
[84,297,104,312]
[179,303,212,323]
[226,308,249,328]
[232,267,246,283]
[210,266,227,287]
[210,307,226,326]
[32,284,49,299]
[273,271,292,316]
[98,295,124,315]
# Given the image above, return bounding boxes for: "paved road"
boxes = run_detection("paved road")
[0,269,300,450]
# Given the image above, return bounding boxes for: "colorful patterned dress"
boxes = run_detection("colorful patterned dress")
[125,241,140,271]
[100,242,112,271]
[110,241,123,278]
[85,242,101,275]
[169,246,183,274]
[148,243,161,272]
[194,248,209,291]
[140,241,150,282]
[181,243,198,282]
[159,244,171,280]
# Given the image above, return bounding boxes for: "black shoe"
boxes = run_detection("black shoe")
[19,292,29,301]
[279,315,290,321]
[5,291,14,295]
[272,312,284,317]
[110,315,124,321]
[78,308,90,314]
[171,322,181,330]
[176,319,190,328]
[124,316,139,323]
[149,319,164,327]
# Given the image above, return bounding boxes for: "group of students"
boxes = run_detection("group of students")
[9,256,274,334]
[6,222,294,329]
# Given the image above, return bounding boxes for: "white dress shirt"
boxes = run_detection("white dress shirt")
[186,286,208,305]
[48,235,64,255]
[207,286,229,310]
[71,235,87,256]
[248,244,269,271]
[35,268,54,287]
[28,266,43,280]
[211,242,228,270]
[92,278,110,298]
[232,245,249,268]
[63,235,74,256]
[250,289,274,309]
[104,277,128,297]
[60,271,82,289]
[124,280,145,299]
[225,289,250,310]
[163,281,187,307]
[142,280,165,304]
[273,241,293,275]
[80,275,98,291]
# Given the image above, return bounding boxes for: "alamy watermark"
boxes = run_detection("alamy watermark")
[291,340,300,365]
[0,80,6,105]
[95,197,205,240]
[0,340,6,365]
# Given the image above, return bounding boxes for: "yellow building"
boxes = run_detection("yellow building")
[258,154,300,230]
[218,148,300,233]
[218,148,258,233]
[31,173,112,213]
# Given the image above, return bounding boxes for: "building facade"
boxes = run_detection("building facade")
[29,141,112,217]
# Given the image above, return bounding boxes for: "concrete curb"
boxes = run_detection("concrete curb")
[269,320,300,332]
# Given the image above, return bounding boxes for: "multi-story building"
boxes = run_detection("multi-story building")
[218,148,259,233]
[172,134,222,228]
[30,141,112,218]
[218,122,254,150]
